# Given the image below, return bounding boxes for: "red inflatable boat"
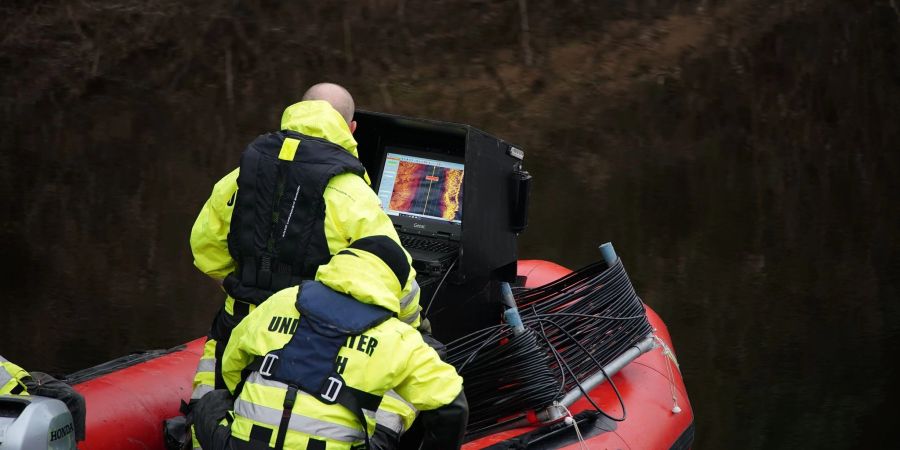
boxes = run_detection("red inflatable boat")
[68,260,694,449]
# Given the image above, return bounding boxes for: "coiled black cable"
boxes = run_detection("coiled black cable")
[444,259,652,435]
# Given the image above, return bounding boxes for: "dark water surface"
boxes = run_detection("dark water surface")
[2,1,899,449]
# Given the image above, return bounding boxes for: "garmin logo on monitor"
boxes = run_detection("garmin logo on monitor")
[50,422,74,441]
[413,223,426,229]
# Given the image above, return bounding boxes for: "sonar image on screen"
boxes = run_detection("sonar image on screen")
[389,160,464,221]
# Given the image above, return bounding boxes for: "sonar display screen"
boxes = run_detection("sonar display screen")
[377,152,464,224]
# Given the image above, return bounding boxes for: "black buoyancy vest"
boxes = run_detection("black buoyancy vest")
[258,281,393,449]
[224,131,366,305]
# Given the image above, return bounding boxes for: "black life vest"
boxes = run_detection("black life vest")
[255,281,393,449]
[224,130,366,305]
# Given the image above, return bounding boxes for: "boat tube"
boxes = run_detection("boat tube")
[59,259,692,450]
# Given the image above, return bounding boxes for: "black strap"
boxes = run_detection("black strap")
[9,383,25,395]
[274,385,298,450]
[338,384,383,413]
[258,255,273,290]
[315,373,381,450]
[333,387,371,450]
[233,300,251,320]
[249,424,273,445]
[213,338,228,390]
[229,426,273,450]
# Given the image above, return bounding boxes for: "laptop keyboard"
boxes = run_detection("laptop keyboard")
[400,234,457,254]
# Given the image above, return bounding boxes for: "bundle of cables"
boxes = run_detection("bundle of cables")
[444,259,652,436]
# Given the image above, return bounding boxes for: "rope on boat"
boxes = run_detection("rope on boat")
[562,404,590,450]
[445,259,653,435]
[653,334,683,414]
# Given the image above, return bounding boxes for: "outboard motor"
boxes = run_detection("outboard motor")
[0,395,76,450]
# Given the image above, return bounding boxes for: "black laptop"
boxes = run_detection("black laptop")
[374,147,464,276]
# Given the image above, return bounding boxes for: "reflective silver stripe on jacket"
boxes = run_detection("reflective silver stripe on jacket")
[399,281,421,325]
[376,390,417,435]
[375,389,419,435]
[375,409,405,435]
[0,355,8,362]
[399,280,419,311]
[234,398,366,443]
[196,358,216,373]
[0,367,13,387]
[401,309,421,325]
[385,390,417,412]
[190,384,214,400]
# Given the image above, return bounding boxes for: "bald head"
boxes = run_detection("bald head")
[302,83,355,124]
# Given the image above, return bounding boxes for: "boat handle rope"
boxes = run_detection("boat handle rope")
[561,403,589,450]
[653,333,683,414]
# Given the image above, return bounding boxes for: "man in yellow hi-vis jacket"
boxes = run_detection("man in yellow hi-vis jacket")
[0,356,30,395]
[188,83,423,448]
[192,236,467,450]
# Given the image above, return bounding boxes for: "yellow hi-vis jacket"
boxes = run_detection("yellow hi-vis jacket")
[189,100,422,327]
[220,252,463,449]
[0,355,30,395]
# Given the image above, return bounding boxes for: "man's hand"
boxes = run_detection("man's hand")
[417,318,433,335]
[420,330,448,361]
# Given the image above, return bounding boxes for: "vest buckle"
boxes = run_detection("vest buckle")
[321,376,343,403]
[259,353,279,377]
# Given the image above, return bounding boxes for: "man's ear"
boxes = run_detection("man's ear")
[349,120,357,134]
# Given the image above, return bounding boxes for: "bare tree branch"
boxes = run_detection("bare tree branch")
[518,0,534,66]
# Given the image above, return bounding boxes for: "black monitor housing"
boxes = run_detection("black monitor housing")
[354,110,526,341]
